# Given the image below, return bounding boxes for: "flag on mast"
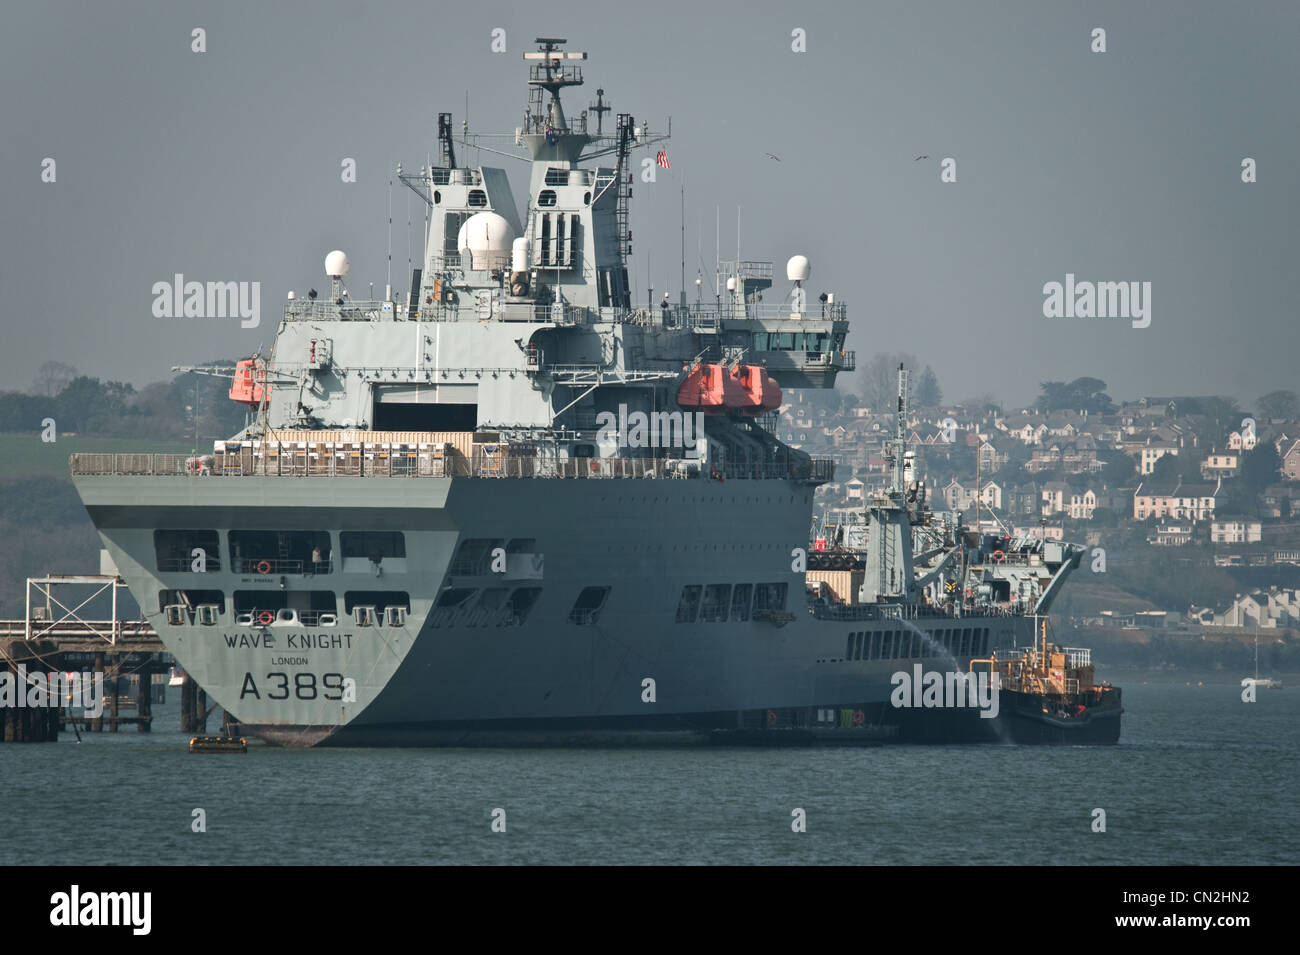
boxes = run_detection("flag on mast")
[656,150,670,169]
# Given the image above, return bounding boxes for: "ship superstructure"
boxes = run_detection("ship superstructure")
[69,39,1118,745]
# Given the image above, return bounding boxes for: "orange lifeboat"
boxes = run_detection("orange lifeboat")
[676,362,728,413]
[677,362,782,415]
[733,364,782,413]
[229,358,268,406]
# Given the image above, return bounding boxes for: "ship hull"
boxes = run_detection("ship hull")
[72,472,1118,746]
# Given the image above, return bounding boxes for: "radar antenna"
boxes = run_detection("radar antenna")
[523,37,587,134]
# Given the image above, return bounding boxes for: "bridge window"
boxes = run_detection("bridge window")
[467,189,487,207]
[154,530,221,573]
[538,189,558,207]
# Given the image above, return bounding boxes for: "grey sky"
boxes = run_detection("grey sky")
[2,0,1296,409]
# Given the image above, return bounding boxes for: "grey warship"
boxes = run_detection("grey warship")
[70,38,1120,746]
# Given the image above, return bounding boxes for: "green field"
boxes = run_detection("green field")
[0,433,195,479]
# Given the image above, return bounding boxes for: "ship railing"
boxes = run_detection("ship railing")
[1063,648,1092,668]
[229,557,333,575]
[156,557,224,573]
[283,300,406,322]
[410,300,594,325]
[71,450,836,483]
[675,302,849,327]
[69,453,192,476]
[809,600,1040,622]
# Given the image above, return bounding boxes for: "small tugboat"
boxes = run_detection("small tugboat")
[970,618,1123,743]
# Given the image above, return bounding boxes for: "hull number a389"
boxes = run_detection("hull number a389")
[239,672,351,701]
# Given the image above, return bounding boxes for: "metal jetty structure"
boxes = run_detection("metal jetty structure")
[0,572,216,741]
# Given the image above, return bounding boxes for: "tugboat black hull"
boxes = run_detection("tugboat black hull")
[884,689,1124,744]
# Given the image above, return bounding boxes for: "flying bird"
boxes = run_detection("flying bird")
[765,153,781,162]
[914,154,929,161]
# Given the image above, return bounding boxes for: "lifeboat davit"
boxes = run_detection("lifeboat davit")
[677,363,781,415]
[229,358,268,406]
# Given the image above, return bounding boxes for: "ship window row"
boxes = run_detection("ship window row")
[675,582,785,624]
[159,589,409,628]
[752,332,830,353]
[842,627,991,662]
[154,529,406,575]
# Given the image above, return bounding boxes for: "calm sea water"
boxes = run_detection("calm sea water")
[1,682,1295,865]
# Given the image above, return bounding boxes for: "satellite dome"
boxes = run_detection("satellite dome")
[786,255,811,283]
[325,250,350,277]
[457,211,514,270]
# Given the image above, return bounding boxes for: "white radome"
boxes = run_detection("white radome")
[786,254,811,283]
[325,250,350,277]
[457,212,515,269]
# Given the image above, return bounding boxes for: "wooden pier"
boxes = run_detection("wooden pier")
[0,574,215,742]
